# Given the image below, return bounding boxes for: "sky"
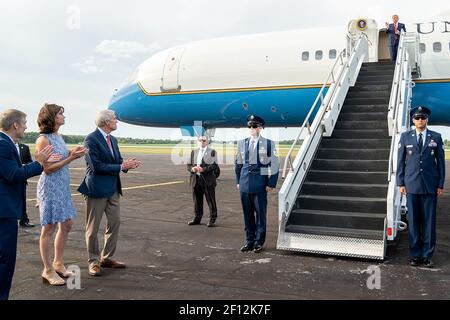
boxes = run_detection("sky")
[0,0,448,140]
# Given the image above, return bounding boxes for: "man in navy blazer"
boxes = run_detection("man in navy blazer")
[78,110,141,277]
[235,115,279,253]
[397,106,445,268]
[0,109,52,300]
[385,14,406,61]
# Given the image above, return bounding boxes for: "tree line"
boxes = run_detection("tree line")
[21,132,182,145]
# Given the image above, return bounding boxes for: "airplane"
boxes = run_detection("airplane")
[108,16,450,133]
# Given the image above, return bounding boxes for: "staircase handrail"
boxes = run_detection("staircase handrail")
[281,48,347,179]
[386,31,414,240]
[388,31,412,180]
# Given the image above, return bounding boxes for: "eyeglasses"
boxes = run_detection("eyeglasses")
[198,138,207,142]
[248,124,260,129]
[413,116,427,120]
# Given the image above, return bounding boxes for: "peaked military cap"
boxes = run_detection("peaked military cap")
[246,114,265,127]
[410,106,431,119]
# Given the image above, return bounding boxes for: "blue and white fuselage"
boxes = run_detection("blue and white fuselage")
[109,18,450,129]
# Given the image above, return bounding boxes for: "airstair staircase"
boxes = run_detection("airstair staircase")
[277,32,420,259]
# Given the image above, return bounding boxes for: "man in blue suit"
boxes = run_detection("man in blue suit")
[0,109,52,300]
[235,115,279,253]
[385,14,406,61]
[397,106,445,268]
[78,110,141,277]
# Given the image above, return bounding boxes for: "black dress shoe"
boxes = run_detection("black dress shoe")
[207,220,215,227]
[409,258,421,266]
[423,260,434,268]
[253,245,263,253]
[240,244,254,252]
[19,221,35,228]
[188,219,201,225]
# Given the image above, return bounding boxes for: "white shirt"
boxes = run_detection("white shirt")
[196,147,206,166]
[249,136,259,151]
[98,127,114,156]
[416,128,427,148]
[1,131,20,156]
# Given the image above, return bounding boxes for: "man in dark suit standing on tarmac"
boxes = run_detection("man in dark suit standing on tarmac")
[18,143,35,228]
[78,110,141,277]
[187,135,219,227]
[0,109,52,300]
[397,106,445,268]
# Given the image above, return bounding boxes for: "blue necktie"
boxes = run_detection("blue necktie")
[418,133,423,152]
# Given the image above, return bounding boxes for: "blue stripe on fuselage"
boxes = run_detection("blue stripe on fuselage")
[109,83,324,128]
[108,81,450,128]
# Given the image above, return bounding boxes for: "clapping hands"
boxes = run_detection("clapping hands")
[35,145,53,165]
[122,158,141,170]
[69,146,89,160]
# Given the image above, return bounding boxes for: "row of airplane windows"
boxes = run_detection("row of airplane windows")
[302,42,450,61]
[419,42,450,54]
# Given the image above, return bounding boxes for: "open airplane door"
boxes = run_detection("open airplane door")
[348,18,379,62]
[161,46,185,92]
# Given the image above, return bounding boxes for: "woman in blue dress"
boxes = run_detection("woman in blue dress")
[35,104,88,285]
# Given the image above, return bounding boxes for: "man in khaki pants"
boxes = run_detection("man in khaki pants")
[78,110,141,276]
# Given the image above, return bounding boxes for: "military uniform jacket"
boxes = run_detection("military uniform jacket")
[235,137,279,193]
[186,147,218,188]
[396,129,445,194]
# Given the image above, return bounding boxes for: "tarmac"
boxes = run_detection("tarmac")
[9,154,450,300]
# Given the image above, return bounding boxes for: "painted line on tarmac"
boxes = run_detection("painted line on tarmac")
[26,180,185,202]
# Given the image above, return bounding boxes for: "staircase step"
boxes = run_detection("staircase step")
[296,194,386,213]
[311,159,388,171]
[339,112,387,121]
[306,170,388,184]
[283,225,384,241]
[348,84,391,91]
[346,91,390,99]
[316,148,389,159]
[321,138,391,149]
[301,181,388,198]
[355,79,393,85]
[359,69,394,74]
[357,74,393,81]
[334,121,388,130]
[332,129,389,139]
[287,209,386,231]
[341,105,388,113]
[344,97,390,105]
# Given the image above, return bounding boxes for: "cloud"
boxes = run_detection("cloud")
[72,57,104,74]
[94,40,162,59]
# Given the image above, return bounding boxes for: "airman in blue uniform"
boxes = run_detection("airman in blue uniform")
[235,115,279,253]
[397,106,445,267]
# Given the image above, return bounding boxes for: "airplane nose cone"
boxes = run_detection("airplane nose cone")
[108,83,139,122]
